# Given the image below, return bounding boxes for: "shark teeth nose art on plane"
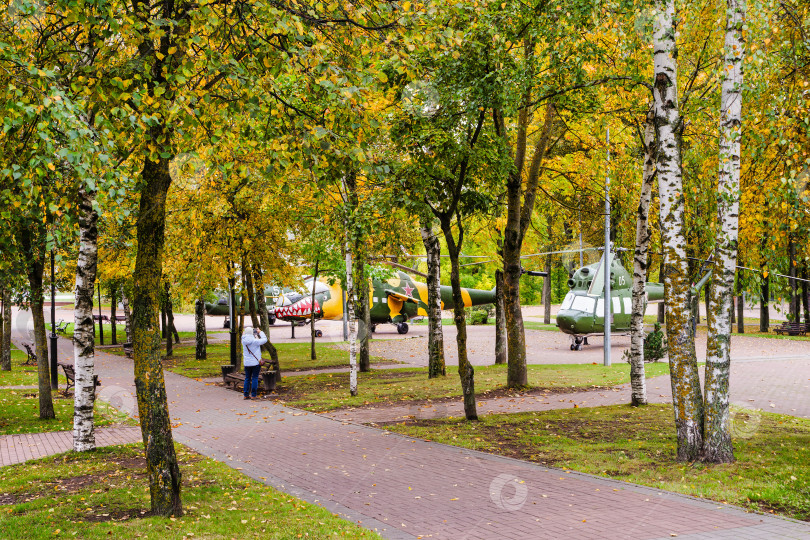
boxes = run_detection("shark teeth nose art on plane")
[275,297,321,319]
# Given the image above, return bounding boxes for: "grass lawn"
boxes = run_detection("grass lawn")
[0,347,65,387]
[0,443,380,539]
[0,389,132,435]
[271,362,671,412]
[158,341,398,379]
[731,330,810,342]
[384,404,810,521]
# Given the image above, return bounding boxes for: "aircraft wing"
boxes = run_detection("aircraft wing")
[385,289,419,304]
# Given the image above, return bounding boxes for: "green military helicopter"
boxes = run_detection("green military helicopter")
[555,252,665,350]
[272,271,497,335]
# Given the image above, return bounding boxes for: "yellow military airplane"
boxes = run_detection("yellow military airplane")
[272,271,496,334]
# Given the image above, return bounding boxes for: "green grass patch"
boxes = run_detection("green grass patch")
[0,348,67,387]
[272,362,671,412]
[0,443,379,539]
[384,404,810,521]
[0,389,132,435]
[523,321,559,332]
[731,330,810,342]
[159,342,397,379]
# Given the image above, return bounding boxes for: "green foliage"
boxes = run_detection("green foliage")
[644,322,667,362]
[466,304,492,325]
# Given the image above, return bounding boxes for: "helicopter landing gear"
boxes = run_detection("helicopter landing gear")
[396,322,409,335]
[570,336,586,351]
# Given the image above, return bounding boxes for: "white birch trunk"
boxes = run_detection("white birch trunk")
[630,107,656,406]
[704,0,745,463]
[346,250,357,396]
[420,217,446,376]
[653,0,705,461]
[73,186,99,452]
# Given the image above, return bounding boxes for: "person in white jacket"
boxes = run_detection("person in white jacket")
[242,327,267,399]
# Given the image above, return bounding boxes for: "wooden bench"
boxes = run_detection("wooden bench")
[92,314,110,322]
[774,322,808,336]
[123,342,133,358]
[54,320,69,334]
[220,365,278,392]
[22,343,37,366]
[58,362,101,394]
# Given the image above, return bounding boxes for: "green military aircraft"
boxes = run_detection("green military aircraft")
[555,253,665,350]
[273,271,497,334]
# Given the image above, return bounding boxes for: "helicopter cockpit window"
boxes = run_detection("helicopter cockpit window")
[561,292,575,310]
[571,295,596,313]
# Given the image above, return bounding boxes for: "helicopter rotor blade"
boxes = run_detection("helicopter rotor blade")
[685,256,810,284]
[379,260,428,279]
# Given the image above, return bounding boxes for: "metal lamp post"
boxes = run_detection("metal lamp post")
[49,250,58,390]
[604,128,612,368]
[229,276,237,367]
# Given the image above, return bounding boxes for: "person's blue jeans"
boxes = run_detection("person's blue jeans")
[244,365,261,397]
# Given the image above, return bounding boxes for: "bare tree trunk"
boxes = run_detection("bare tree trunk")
[18,224,55,419]
[194,299,207,360]
[345,247,358,397]
[310,261,319,361]
[244,260,261,329]
[543,253,552,324]
[440,216,477,420]
[760,272,769,332]
[789,235,799,320]
[132,155,182,517]
[237,281,246,370]
[495,270,507,365]
[121,285,133,344]
[164,283,173,357]
[703,0,745,464]
[110,285,118,345]
[653,0,704,461]
[736,273,745,334]
[1,288,10,371]
[73,186,98,452]
[802,264,809,326]
[356,257,371,372]
[421,217,446,377]
[630,106,656,407]
[253,266,279,379]
[502,101,555,388]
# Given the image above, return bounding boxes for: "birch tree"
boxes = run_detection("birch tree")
[653,0,705,461]
[73,186,99,452]
[629,108,656,407]
[703,0,746,463]
[420,215,446,378]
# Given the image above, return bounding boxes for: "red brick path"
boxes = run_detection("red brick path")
[9,317,810,539]
[0,426,142,466]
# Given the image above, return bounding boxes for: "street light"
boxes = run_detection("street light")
[49,250,57,390]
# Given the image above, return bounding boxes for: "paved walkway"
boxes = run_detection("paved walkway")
[9,311,810,539]
[7,344,807,537]
[0,426,142,466]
